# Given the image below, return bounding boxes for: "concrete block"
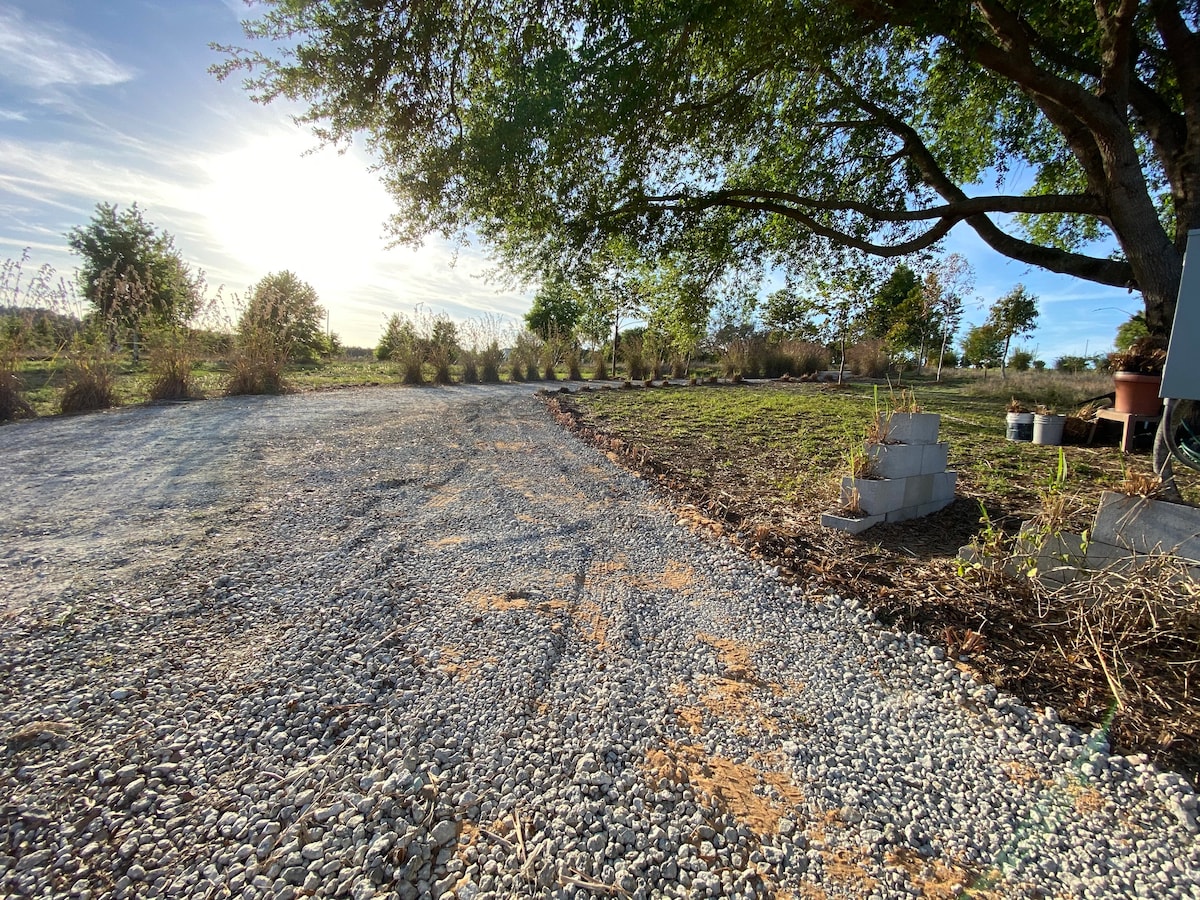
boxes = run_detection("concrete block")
[1015,524,1087,586]
[901,473,935,508]
[921,442,949,475]
[1083,539,1135,571]
[842,476,905,517]
[885,504,919,524]
[917,498,953,518]
[820,511,885,534]
[886,412,941,445]
[1092,492,1200,562]
[1084,539,1200,585]
[867,443,923,479]
[932,471,957,504]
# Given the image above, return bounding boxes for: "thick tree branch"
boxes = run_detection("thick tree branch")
[607,187,1133,285]
[666,189,1105,221]
[627,193,957,257]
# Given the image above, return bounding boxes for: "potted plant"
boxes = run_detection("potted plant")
[1107,336,1167,415]
[1005,398,1033,442]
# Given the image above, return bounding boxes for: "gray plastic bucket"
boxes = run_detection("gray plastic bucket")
[1033,414,1065,446]
[1006,411,1034,441]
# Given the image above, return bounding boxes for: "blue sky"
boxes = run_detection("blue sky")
[0,0,1141,357]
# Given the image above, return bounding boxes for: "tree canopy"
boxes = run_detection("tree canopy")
[987,284,1040,376]
[66,202,197,330]
[217,1,1200,339]
[239,271,327,362]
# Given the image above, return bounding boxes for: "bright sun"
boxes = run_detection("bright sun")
[196,129,396,290]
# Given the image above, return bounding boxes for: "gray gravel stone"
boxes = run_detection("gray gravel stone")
[1,385,1197,899]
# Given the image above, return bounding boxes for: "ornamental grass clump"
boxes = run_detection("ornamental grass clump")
[60,335,118,414]
[147,326,200,401]
[479,341,503,383]
[591,351,609,380]
[844,339,890,378]
[565,348,583,381]
[226,316,289,396]
[0,328,33,421]
[459,349,480,384]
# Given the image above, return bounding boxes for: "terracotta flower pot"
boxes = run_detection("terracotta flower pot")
[1112,372,1163,415]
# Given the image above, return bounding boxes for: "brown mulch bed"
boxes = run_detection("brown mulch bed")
[546,390,1199,786]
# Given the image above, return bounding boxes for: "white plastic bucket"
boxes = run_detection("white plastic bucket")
[1033,414,1065,446]
[1006,411,1034,441]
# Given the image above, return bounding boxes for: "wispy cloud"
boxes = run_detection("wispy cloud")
[0,4,134,89]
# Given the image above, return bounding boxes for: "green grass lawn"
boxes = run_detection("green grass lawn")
[566,377,1195,533]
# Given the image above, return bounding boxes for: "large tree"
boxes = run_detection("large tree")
[239,271,327,362]
[217,1,1198,340]
[66,202,198,333]
[987,284,1040,377]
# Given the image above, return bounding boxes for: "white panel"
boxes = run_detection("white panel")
[1162,228,1200,400]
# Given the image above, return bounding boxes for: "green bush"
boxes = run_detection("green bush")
[1009,349,1035,372]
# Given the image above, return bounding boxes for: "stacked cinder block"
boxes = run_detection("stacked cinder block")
[821,413,956,534]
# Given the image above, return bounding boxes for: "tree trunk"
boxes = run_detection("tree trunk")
[936,329,949,381]
[611,317,619,379]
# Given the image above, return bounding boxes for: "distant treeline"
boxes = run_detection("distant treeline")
[1,306,82,352]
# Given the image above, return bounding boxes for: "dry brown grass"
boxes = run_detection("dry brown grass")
[0,347,33,421]
[147,327,200,401]
[59,340,118,414]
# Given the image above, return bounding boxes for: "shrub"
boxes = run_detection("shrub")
[1009,348,1035,372]
[1054,354,1092,373]
[566,348,583,381]
[721,339,747,378]
[429,344,454,385]
[844,340,890,378]
[226,314,289,395]
[592,351,609,380]
[398,344,426,385]
[670,355,689,379]
[0,336,32,421]
[617,334,645,381]
[376,313,411,361]
[761,339,830,377]
[508,350,526,382]
[238,271,326,363]
[742,339,765,378]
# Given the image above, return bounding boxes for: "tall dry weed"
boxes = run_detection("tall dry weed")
[59,333,118,414]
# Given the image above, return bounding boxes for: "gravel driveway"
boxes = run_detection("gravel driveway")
[1,384,1197,899]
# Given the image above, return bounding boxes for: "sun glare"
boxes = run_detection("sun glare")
[197,130,395,289]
